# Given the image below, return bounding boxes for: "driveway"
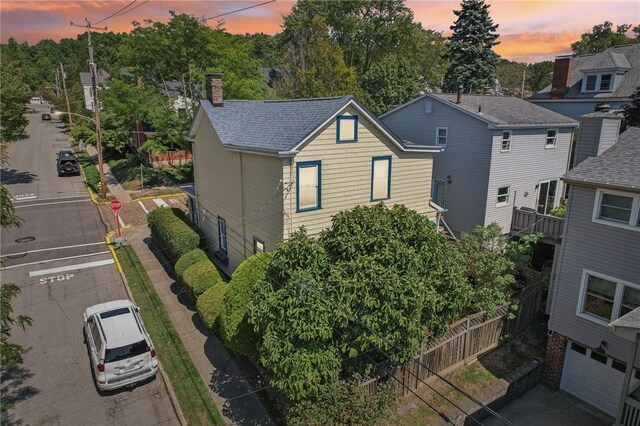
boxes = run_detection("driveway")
[483,385,613,426]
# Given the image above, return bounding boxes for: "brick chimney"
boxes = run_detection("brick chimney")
[550,56,572,99]
[206,73,224,107]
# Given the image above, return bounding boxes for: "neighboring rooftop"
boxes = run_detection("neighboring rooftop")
[431,93,578,127]
[563,126,640,191]
[532,44,640,100]
[193,95,436,155]
[80,69,110,86]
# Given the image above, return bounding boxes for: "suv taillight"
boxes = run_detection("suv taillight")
[97,362,105,372]
[150,348,156,358]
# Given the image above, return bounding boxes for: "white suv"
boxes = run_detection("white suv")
[83,300,158,391]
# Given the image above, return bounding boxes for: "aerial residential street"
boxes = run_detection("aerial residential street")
[0,105,179,426]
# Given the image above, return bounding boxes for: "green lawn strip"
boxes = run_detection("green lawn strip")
[118,246,225,426]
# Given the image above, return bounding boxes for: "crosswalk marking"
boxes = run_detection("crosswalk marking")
[29,258,115,277]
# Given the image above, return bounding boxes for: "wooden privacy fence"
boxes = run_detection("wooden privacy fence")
[362,279,545,397]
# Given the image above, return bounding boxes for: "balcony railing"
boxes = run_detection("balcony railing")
[621,396,640,425]
[511,207,564,241]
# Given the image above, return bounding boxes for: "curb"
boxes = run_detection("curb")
[105,230,188,426]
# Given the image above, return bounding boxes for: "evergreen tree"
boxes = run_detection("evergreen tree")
[622,86,640,131]
[443,0,500,93]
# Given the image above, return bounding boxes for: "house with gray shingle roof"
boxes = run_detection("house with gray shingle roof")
[187,74,443,275]
[543,117,640,418]
[380,92,578,236]
[530,44,640,120]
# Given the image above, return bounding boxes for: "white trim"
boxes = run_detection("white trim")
[496,186,510,207]
[545,128,558,149]
[435,127,448,147]
[576,269,640,327]
[591,188,640,232]
[581,72,616,93]
[536,178,560,215]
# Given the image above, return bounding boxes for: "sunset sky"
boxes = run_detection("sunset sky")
[1,0,638,63]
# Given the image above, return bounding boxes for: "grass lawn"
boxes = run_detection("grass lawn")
[107,154,193,191]
[118,246,225,425]
[391,320,548,425]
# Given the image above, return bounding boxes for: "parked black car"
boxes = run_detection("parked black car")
[56,150,80,176]
[42,113,51,121]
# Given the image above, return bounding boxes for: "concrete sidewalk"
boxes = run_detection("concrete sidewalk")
[126,225,273,425]
[86,144,132,202]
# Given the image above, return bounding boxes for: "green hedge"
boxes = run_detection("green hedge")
[147,207,200,263]
[82,160,101,195]
[175,249,209,278]
[220,252,272,357]
[196,282,229,331]
[182,259,224,300]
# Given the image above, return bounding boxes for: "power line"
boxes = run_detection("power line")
[203,0,276,22]
[112,0,150,20]
[95,0,138,25]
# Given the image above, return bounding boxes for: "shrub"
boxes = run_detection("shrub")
[220,252,272,357]
[182,259,224,299]
[196,282,229,331]
[147,207,200,263]
[175,249,209,278]
[82,160,101,195]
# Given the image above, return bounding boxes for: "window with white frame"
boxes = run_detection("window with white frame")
[371,156,391,201]
[592,189,640,230]
[217,217,227,254]
[501,130,512,152]
[253,237,265,254]
[578,270,640,325]
[496,186,510,206]
[582,73,615,92]
[436,127,448,146]
[297,161,321,212]
[545,129,557,148]
[337,115,358,142]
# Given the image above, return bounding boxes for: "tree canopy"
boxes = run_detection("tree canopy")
[443,0,500,93]
[571,21,640,56]
[622,86,640,131]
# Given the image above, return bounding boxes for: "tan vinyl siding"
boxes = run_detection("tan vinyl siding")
[549,185,640,366]
[382,97,492,235]
[284,105,436,238]
[193,118,283,275]
[486,127,573,232]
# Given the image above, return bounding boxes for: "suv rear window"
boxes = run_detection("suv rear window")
[105,340,149,363]
[100,307,130,319]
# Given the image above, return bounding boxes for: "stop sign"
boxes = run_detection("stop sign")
[110,200,122,212]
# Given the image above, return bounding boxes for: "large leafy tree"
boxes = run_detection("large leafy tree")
[622,86,640,131]
[526,60,553,93]
[119,12,267,101]
[250,204,471,401]
[443,0,500,93]
[571,21,640,56]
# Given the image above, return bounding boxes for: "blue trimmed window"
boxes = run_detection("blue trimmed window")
[371,156,391,201]
[296,161,321,212]
[337,115,358,143]
[217,217,227,254]
[253,237,265,254]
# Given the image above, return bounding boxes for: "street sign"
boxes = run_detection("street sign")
[110,200,122,212]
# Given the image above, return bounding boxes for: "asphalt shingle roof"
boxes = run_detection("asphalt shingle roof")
[532,44,640,100]
[432,94,578,126]
[80,70,110,86]
[564,126,640,191]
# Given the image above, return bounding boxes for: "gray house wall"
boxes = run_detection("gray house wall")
[485,128,573,231]
[573,117,622,167]
[549,185,640,366]
[381,97,492,235]
[529,100,629,121]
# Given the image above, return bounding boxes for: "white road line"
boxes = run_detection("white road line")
[153,198,169,208]
[1,251,111,270]
[1,242,106,258]
[12,194,37,201]
[15,199,91,208]
[138,200,149,214]
[13,195,89,203]
[29,259,115,277]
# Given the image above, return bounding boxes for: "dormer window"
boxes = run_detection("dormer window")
[582,73,615,92]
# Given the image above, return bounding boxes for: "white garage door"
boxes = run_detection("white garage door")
[561,340,637,417]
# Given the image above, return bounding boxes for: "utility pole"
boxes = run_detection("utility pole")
[59,62,73,131]
[71,19,107,199]
[54,67,61,97]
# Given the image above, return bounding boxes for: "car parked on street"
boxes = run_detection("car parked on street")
[83,300,158,391]
[56,150,79,176]
[42,113,51,121]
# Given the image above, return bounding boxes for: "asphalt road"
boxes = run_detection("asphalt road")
[1,104,180,426]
